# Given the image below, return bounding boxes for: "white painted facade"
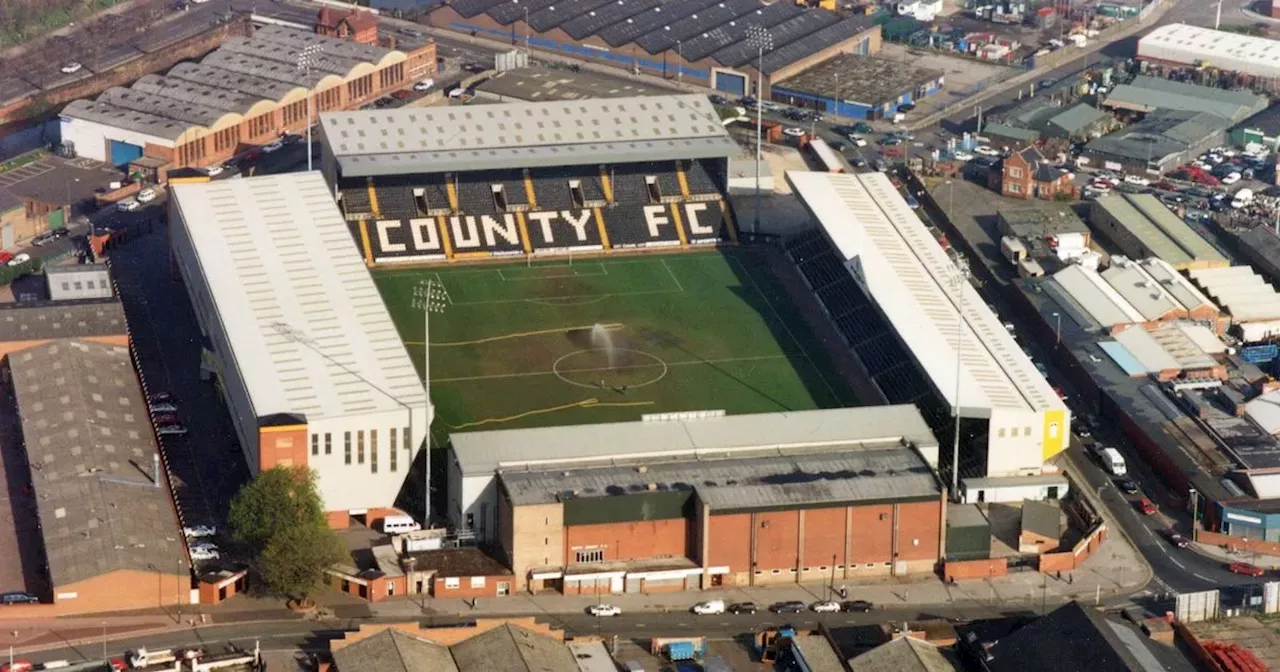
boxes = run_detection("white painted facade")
[961,474,1070,504]
[58,116,174,164]
[46,265,113,301]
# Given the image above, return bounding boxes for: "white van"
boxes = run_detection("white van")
[692,599,725,615]
[381,515,422,534]
[1231,188,1254,209]
[1095,446,1127,476]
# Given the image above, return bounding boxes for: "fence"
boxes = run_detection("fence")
[1175,590,1221,622]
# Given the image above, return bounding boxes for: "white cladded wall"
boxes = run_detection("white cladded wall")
[59,117,174,164]
[307,407,430,513]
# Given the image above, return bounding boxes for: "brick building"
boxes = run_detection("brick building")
[448,407,946,594]
[316,7,379,45]
[992,146,1074,200]
[328,619,574,671]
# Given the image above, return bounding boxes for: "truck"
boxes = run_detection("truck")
[1231,188,1254,209]
[1092,445,1127,476]
[128,649,200,670]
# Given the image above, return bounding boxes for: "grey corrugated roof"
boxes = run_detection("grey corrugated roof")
[10,340,189,588]
[1048,103,1109,134]
[97,87,229,128]
[559,0,660,41]
[679,1,802,62]
[488,0,558,25]
[598,0,723,47]
[322,94,736,176]
[634,0,760,55]
[61,98,190,141]
[332,629,457,672]
[759,17,874,73]
[131,73,262,115]
[710,10,840,68]
[0,299,126,342]
[166,62,300,102]
[984,123,1040,142]
[448,0,510,18]
[450,623,577,671]
[1020,500,1063,540]
[1104,75,1267,123]
[849,637,961,672]
[1090,192,1226,267]
[455,406,937,475]
[527,0,616,32]
[1085,109,1227,163]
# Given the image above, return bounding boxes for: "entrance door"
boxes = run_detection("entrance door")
[1047,486,1060,499]
[609,575,624,593]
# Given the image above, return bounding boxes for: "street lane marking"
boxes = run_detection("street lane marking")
[1194,573,1213,582]
[1170,558,1186,569]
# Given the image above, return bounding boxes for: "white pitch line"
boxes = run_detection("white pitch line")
[433,354,792,383]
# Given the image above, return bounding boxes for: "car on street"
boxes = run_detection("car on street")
[1228,562,1265,577]
[1116,478,1139,495]
[31,231,56,246]
[1137,497,1157,515]
[588,604,621,617]
[261,140,284,153]
[770,601,807,613]
[1037,78,1058,88]
[1,659,34,672]
[6,253,29,268]
[811,600,841,613]
[190,547,220,561]
[156,423,188,436]
[137,188,157,203]
[398,27,424,37]
[0,592,39,605]
[692,600,725,615]
[728,601,757,614]
[1166,530,1190,548]
[782,127,805,138]
[842,600,873,613]
[184,525,217,538]
[117,198,140,212]
[61,62,82,74]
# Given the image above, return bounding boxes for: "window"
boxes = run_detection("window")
[311,434,318,456]
[470,576,485,589]
[389,433,397,472]
[403,426,411,452]
[73,282,82,290]
[370,430,378,473]
[357,431,365,464]
[466,513,474,528]
[575,548,604,563]
[61,282,69,291]
[1025,426,1032,436]
[444,577,460,590]
[389,428,397,453]
[998,428,1006,438]
[1008,183,1022,194]
[1009,167,1023,178]
[344,432,352,464]
[324,433,332,455]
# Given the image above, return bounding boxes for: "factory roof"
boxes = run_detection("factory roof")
[774,53,943,108]
[1132,256,1217,311]
[1085,109,1229,164]
[451,406,938,475]
[131,73,262,116]
[526,0,616,32]
[1246,389,1280,436]
[1140,23,1280,80]
[710,10,841,68]
[60,98,192,142]
[96,86,232,129]
[10,340,189,587]
[499,442,942,510]
[0,299,126,343]
[168,173,427,421]
[1045,102,1110,134]
[488,0,557,24]
[1188,266,1280,321]
[166,62,301,102]
[1146,322,1221,370]
[1051,265,1146,328]
[1233,226,1280,286]
[473,67,671,103]
[677,1,802,62]
[1103,76,1268,123]
[558,0,660,41]
[998,208,1090,239]
[1089,193,1227,268]
[1112,327,1183,373]
[1100,261,1184,321]
[787,170,1065,418]
[983,123,1040,143]
[633,0,759,55]
[320,94,738,177]
[597,0,722,48]
[759,17,875,73]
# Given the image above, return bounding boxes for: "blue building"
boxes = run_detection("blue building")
[771,53,945,121]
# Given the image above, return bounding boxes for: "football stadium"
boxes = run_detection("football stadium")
[317,95,853,439]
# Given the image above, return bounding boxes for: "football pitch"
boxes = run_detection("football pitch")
[372,250,855,442]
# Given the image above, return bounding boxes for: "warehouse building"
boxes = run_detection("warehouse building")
[1139,23,1280,81]
[770,53,944,121]
[990,99,1115,143]
[1087,193,1228,270]
[1083,109,1233,175]
[59,25,436,173]
[786,171,1070,483]
[447,407,945,593]
[1102,76,1268,124]
[1188,266,1280,343]
[428,0,880,97]
[167,173,429,527]
[1045,258,1221,335]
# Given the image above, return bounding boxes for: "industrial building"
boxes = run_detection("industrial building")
[472,67,673,103]
[1102,76,1269,124]
[167,173,429,526]
[785,171,1070,483]
[1087,193,1228,270]
[769,53,944,121]
[1188,266,1280,343]
[59,25,436,173]
[329,619,577,672]
[427,0,881,97]
[1138,23,1280,81]
[1083,109,1234,175]
[447,407,945,593]
[1043,257,1221,334]
[989,98,1114,143]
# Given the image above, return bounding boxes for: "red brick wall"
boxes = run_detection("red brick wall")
[802,507,847,568]
[198,570,248,605]
[564,519,689,563]
[755,511,801,570]
[258,425,308,471]
[706,513,751,570]
[944,558,1007,581]
[849,505,894,563]
[897,501,943,561]
[1039,551,1077,573]
[326,510,351,530]
[1198,530,1280,558]
[432,574,512,598]
[55,568,189,614]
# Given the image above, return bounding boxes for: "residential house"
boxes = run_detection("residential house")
[993,145,1074,200]
[316,6,379,45]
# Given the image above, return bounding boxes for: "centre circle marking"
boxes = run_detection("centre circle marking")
[553,348,669,390]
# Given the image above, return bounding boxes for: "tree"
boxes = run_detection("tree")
[229,466,343,603]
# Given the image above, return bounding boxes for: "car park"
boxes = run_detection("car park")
[0,592,38,605]
[261,140,284,153]
[117,198,140,212]
[811,600,841,613]
[842,600,873,612]
[728,601,757,614]
[588,604,621,617]
[770,601,807,613]
[1229,562,1265,577]
[6,253,29,268]
[137,188,157,203]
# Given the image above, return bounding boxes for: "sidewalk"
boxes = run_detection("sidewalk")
[1190,539,1280,570]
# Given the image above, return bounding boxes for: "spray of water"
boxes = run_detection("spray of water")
[590,323,616,370]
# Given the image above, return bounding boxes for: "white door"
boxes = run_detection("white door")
[609,576,623,593]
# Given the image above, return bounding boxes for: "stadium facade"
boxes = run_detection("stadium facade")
[317,95,741,262]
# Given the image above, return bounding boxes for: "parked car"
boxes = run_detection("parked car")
[190,547,220,561]
[708,94,727,105]
[951,151,974,162]
[156,424,188,436]
[770,601,807,613]
[1220,172,1242,185]
[1,660,34,672]
[1116,478,1140,495]
[1137,497,1157,515]
[398,27,424,37]
[137,188,157,203]
[842,600,873,613]
[811,600,841,613]
[61,62,82,74]
[1123,174,1151,186]
[31,231,56,246]
[1166,530,1190,548]
[974,145,1000,157]
[692,600,725,615]
[152,413,181,425]
[261,140,284,153]
[188,541,218,552]
[6,253,29,268]
[462,62,487,73]
[0,592,39,605]
[879,136,903,146]
[897,102,916,112]
[1228,562,1265,577]
[782,127,805,138]
[852,122,873,134]
[848,134,868,147]
[588,604,621,617]
[117,198,140,212]
[53,227,70,239]
[390,90,413,100]
[205,164,224,177]
[413,78,435,92]
[183,524,217,538]
[727,601,757,614]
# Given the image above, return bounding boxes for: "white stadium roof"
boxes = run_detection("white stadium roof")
[1139,23,1280,80]
[318,94,740,177]
[169,172,427,421]
[787,171,1064,419]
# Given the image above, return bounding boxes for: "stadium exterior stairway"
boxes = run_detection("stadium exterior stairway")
[677,162,691,198]
[445,175,459,212]
[719,199,738,243]
[366,177,382,218]
[523,169,539,209]
[600,167,614,204]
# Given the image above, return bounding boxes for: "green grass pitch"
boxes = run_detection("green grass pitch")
[371,249,855,443]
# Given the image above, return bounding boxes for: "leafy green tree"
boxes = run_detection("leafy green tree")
[229,466,344,603]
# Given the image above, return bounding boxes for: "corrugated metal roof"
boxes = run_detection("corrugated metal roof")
[451,406,938,475]
[60,98,190,142]
[1246,389,1280,435]
[678,1,801,62]
[558,0,660,40]
[169,173,427,421]
[1176,322,1227,354]
[1091,193,1226,267]
[788,170,1065,417]
[1114,327,1182,372]
[1100,262,1181,321]
[1047,102,1109,133]
[1136,257,1217,311]
[1098,340,1148,377]
[1103,76,1267,123]
[1139,23,1280,82]
[1188,266,1280,321]
[322,94,738,177]
[1147,323,1219,370]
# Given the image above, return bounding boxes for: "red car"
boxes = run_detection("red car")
[1137,498,1157,515]
[0,251,12,265]
[1229,562,1265,577]
[390,89,413,100]
[1,661,34,672]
